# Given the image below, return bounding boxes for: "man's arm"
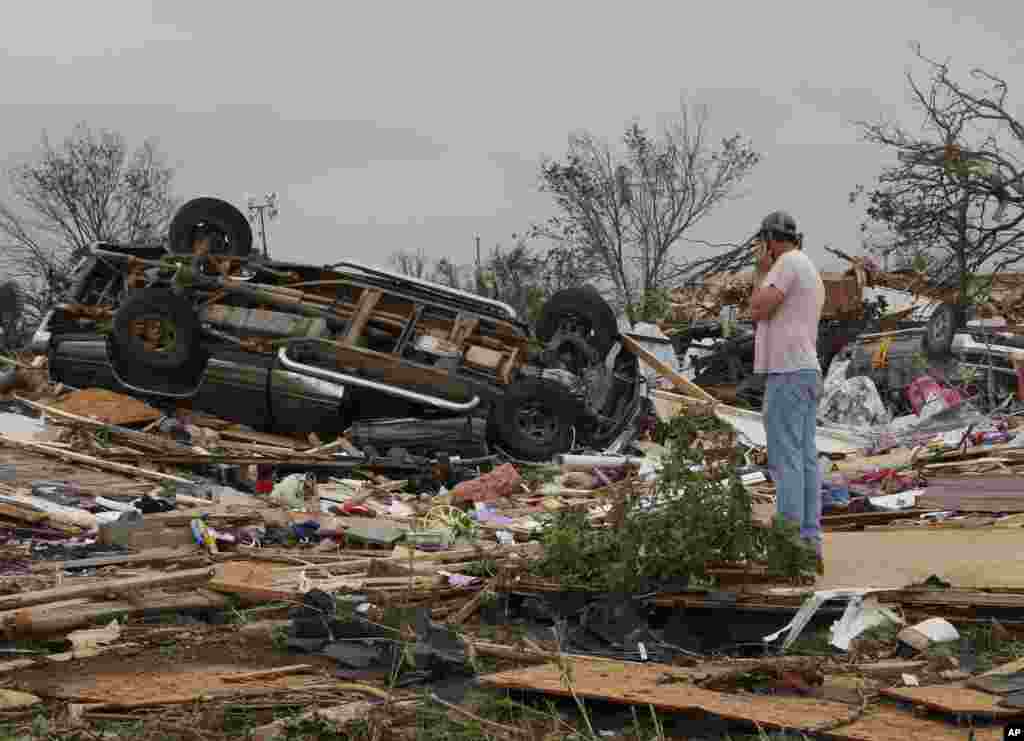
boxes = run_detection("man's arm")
[750,284,784,321]
[750,256,795,321]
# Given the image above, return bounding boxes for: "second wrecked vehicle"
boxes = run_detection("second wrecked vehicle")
[31,197,643,460]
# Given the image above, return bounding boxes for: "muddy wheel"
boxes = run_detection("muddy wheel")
[924,303,960,357]
[111,287,200,371]
[536,286,618,358]
[490,378,580,461]
[168,197,253,257]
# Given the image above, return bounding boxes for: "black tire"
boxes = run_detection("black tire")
[490,378,581,461]
[923,303,960,357]
[535,286,618,358]
[111,287,201,371]
[168,197,253,257]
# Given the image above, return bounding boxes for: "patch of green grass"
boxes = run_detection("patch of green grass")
[856,617,903,644]
[926,623,1024,672]
[270,624,290,650]
[785,627,836,656]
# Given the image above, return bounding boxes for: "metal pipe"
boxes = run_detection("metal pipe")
[277,347,480,413]
[557,453,647,469]
[330,260,520,320]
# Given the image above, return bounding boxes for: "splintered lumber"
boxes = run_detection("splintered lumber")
[1,590,228,637]
[880,683,1021,718]
[449,579,497,626]
[0,490,97,531]
[28,546,204,573]
[0,567,213,611]
[621,334,716,402]
[15,395,195,456]
[220,665,317,683]
[0,435,195,485]
[478,661,1003,741]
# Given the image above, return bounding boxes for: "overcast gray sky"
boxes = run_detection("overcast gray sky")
[1,0,1021,272]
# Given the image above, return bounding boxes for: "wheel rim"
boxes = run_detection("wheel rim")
[551,314,597,374]
[514,402,560,445]
[131,314,179,356]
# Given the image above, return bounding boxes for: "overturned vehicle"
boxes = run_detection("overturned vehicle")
[31,197,642,461]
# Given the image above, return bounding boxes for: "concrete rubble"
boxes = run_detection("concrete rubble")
[0,318,1023,741]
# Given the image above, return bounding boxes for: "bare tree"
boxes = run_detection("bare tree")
[851,45,1024,308]
[0,123,178,328]
[388,248,430,278]
[431,257,468,290]
[0,282,23,351]
[481,240,547,322]
[536,105,760,319]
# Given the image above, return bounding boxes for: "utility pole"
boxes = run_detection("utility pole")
[475,235,483,295]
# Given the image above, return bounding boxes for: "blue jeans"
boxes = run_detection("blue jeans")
[763,370,823,554]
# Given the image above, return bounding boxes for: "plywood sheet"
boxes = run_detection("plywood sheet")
[52,388,161,426]
[818,529,1024,590]
[479,660,1003,741]
[881,683,1021,718]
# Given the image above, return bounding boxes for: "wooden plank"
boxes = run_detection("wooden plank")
[822,510,928,529]
[50,388,161,426]
[880,683,1021,718]
[28,547,202,573]
[479,661,1003,741]
[0,568,213,612]
[220,665,317,683]
[448,314,479,347]
[465,346,504,370]
[343,288,384,346]
[0,435,195,486]
[622,334,716,402]
[498,347,520,385]
[1,590,228,637]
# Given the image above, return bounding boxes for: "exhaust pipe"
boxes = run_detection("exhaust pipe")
[278,347,480,413]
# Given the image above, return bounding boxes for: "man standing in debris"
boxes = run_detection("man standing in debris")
[750,211,826,573]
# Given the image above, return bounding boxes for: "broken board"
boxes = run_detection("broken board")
[51,388,161,426]
[622,334,716,402]
[880,683,1023,719]
[479,660,1004,740]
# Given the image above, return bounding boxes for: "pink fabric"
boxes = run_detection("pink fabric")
[753,251,825,374]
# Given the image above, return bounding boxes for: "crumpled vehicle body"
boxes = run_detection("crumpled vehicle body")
[30,197,643,461]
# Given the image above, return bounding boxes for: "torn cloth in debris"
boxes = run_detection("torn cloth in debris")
[818,375,891,430]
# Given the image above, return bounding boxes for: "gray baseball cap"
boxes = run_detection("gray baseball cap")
[759,210,799,240]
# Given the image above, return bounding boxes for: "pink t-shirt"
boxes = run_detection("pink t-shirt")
[753,250,825,374]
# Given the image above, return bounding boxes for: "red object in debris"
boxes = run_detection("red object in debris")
[451,463,523,503]
[341,501,374,517]
[255,464,274,495]
[906,376,961,416]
